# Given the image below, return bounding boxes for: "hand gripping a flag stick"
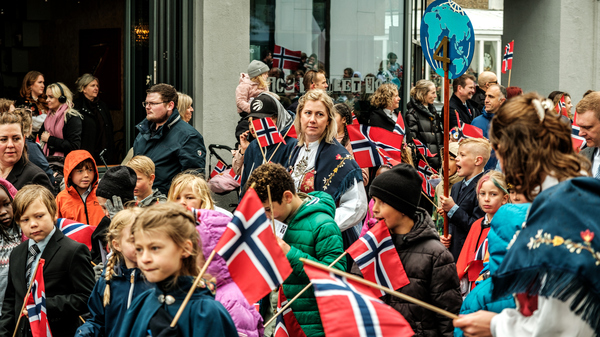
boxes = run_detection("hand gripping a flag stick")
[300,258,459,320]
[13,260,42,337]
[263,251,348,328]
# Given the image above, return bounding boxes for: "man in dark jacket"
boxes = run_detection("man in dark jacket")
[446,74,479,129]
[353,164,462,337]
[133,83,206,194]
[577,91,600,178]
[472,84,506,170]
[469,71,497,112]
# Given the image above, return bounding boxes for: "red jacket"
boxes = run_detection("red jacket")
[456,217,490,284]
[56,150,104,227]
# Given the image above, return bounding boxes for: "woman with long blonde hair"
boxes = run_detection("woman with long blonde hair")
[40,82,83,157]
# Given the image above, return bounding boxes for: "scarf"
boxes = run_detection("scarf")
[43,104,68,157]
[493,177,600,335]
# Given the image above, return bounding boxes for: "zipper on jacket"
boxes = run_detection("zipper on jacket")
[127,270,136,309]
[76,190,91,225]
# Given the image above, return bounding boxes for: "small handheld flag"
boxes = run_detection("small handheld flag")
[56,219,95,251]
[26,259,52,337]
[214,188,292,305]
[210,160,227,178]
[273,45,302,71]
[502,41,514,74]
[348,124,404,168]
[274,287,307,337]
[227,168,242,185]
[252,117,286,147]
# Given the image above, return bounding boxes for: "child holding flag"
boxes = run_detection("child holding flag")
[0,185,95,337]
[118,203,238,337]
[245,162,345,337]
[356,163,461,336]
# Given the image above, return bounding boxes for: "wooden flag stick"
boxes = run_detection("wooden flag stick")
[300,258,459,320]
[79,316,86,323]
[170,250,217,327]
[267,185,276,234]
[268,125,293,163]
[263,251,348,328]
[421,192,437,208]
[13,261,42,337]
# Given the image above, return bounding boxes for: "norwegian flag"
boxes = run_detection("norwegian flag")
[272,45,302,71]
[227,168,242,185]
[393,115,406,136]
[377,149,401,167]
[214,188,293,304]
[210,160,227,178]
[417,160,436,197]
[57,219,95,251]
[351,112,359,125]
[304,262,414,337]
[412,139,435,158]
[452,113,485,141]
[285,125,297,139]
[253,117,286,147]
[555,95,568,118]
[275,286,307,337]
[26,259,52,337]
[571,123,587,152]
[347,220,410,297]
[348,124,403,168]
[502,41,513,74]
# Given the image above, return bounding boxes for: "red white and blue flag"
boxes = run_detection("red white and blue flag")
[274,286,307,337]
[502,41,513,74]
[348,124,403,168]
[273,45,302,71]
[555,95,568,118]
[452,114,485,142]
[417,160,436,198]
[571,118,587,152]
[393,115,406,136]
[252,117,286,148]
[210,160,227,178]
[346,220,410,297]
[285,125,297,139]
[214,188,293,305]
[304,262,414,337]
[26,258,52,337]
[228,168,242,185]
[351,112,359,125]
[412,139,435,158]
[57,219,95,251]
[377,149,401,167]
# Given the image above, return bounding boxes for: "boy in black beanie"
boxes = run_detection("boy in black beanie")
[91,166,137,265]
[357,163,461,336]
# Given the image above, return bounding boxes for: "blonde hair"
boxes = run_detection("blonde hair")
[11,108,32,136]
[251,74,270,90]
[459,138,492,166]
[126,155,155,178]
[294,89,337,146]
[131,203,205,286]
[75,73,99,93]
[103,207,143,306]
[476,170,509,196]
[0,98,15,113]
[410,80,435,105]
[167,171,215,210]
[13,184,57,223]
[177,92,193,119]
[370,83,398,109]
[46,82,83,122]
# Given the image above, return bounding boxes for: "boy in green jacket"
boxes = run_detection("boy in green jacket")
[246,163,345,337]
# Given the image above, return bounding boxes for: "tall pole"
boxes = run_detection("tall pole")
[443,70,450,237]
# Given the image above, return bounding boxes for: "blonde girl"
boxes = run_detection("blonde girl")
[76,207,153,337]
[168,171,233,217]
[41,82,83,157]
[119,203,238,337]
[236,60,270,115]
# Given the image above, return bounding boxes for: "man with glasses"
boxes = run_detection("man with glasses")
[133,83,206,194]
[470,71,497,112]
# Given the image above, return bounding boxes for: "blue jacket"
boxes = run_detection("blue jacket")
[471,111,498,170]
[26,138,55,185]
[76,263,154,337]
[454,204,529,337]
[133,110,206,194]
[118,276,238,337]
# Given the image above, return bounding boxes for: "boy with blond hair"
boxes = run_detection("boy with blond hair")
[0,185,95,337]
[438,138,491,260]
[126,155,167,207]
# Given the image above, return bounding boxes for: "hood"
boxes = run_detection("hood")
[239,73,255,85]
[487,203,530,274]
[288,191,336,224]
[481,109,493,120]
[64,150,99,188]
[255,92,295,132]
[392,207,439,248]
[193,208,234,287]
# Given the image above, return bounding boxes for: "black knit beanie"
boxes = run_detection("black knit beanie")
[369,163,422,219]
[96,166,137,203]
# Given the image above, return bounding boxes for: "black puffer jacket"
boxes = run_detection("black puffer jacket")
[73,95,115,164]
[406,98,443,171]
[352,208,461,337]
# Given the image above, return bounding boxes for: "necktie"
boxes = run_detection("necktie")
[26,244,41,285]
[595,168,600,180]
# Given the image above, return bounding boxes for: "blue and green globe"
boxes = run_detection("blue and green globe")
[420,0,475,79]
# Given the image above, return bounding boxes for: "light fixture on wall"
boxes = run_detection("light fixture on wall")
[134,18,149,47]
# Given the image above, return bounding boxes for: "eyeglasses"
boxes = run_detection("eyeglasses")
[142,101,168,108]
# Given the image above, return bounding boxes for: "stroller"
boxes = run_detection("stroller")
[207,144,240,212]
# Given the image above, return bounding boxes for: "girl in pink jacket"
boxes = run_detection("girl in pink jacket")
[236,60,270,115]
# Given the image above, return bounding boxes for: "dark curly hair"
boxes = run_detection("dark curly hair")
[489,92,588,202]
[245,163,295,203]
[333,103,352,146]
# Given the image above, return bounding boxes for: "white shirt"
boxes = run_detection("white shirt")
[592,148,600,177]
[383,108,398,123]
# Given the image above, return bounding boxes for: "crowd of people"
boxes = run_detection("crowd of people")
[0,62,598,337]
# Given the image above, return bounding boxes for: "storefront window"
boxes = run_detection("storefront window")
[250,0,407,117]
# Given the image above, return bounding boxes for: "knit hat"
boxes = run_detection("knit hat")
[247,60,269,78]
[0,178,17,200]
[97,166,137,203]
[248,93,279,119]
[369,163,422,218]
